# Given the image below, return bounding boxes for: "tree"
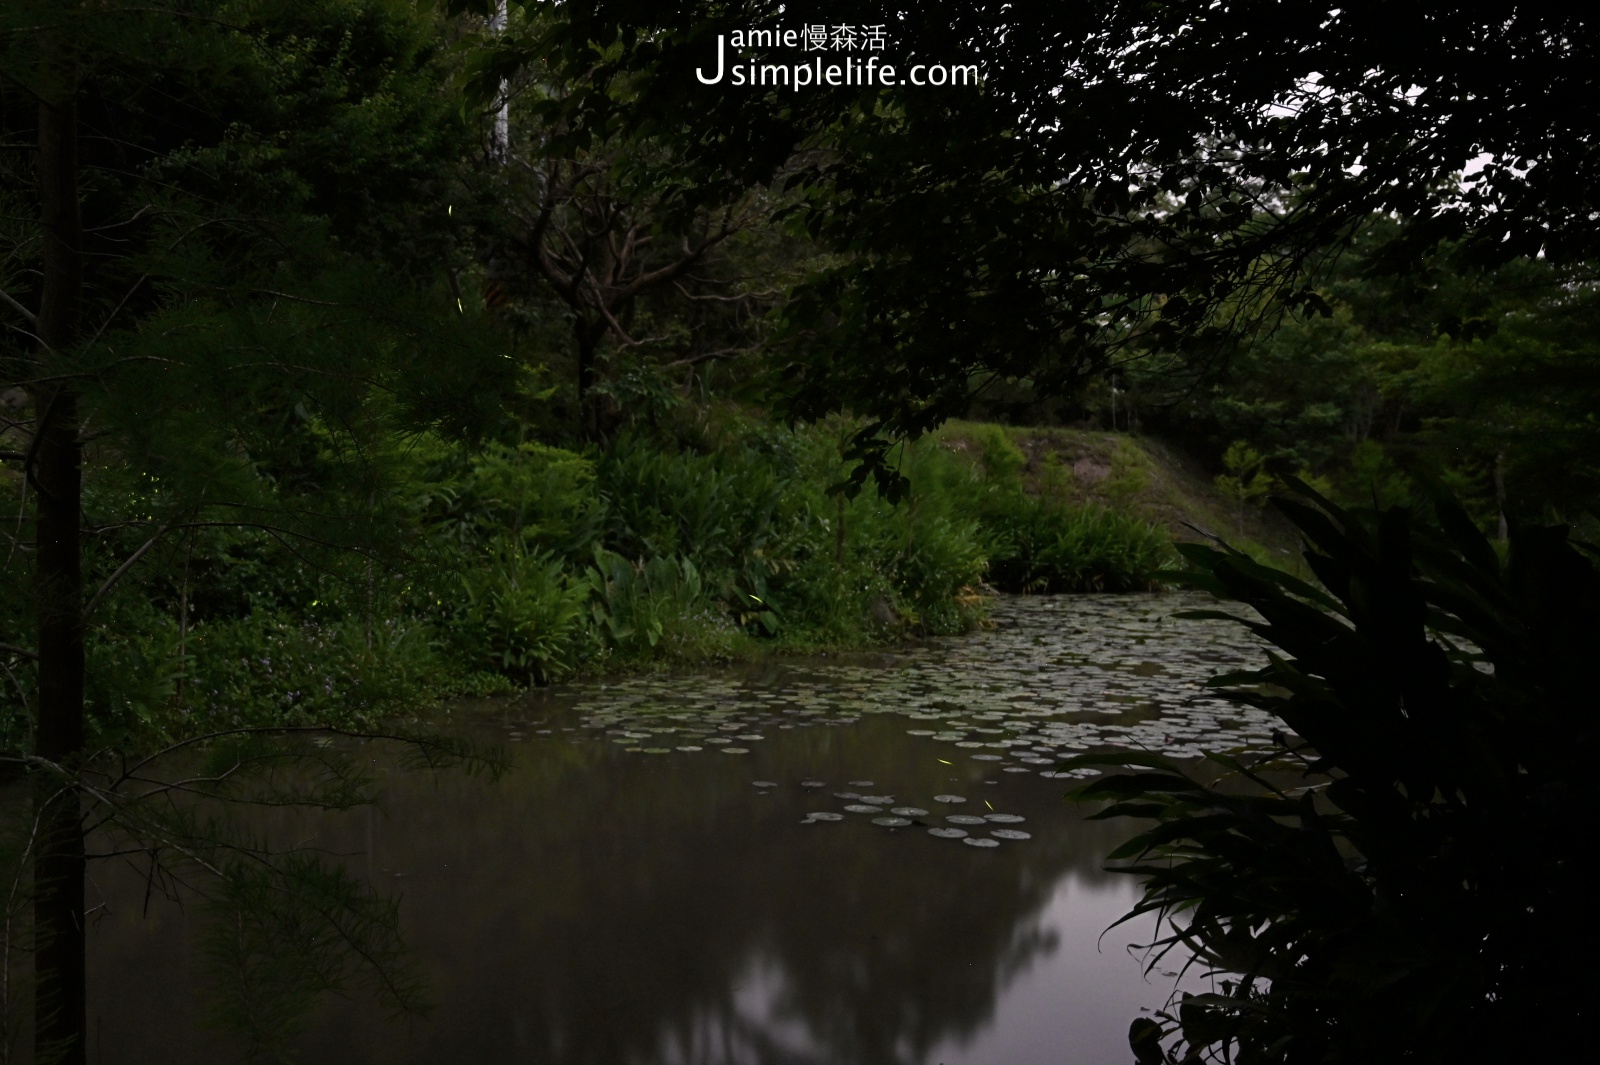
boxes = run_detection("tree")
[1139,219,1600,524]
[484,142,769,440]
[457,12,805,442]
[458,1,1600,484]
[1,2,493,1059]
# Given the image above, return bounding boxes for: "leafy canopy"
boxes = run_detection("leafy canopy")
[452,2,1600,484]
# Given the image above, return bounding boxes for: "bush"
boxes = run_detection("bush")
[183,612,442,730]
[415,439,603,563]
[1070,484,1599,1064]
[979,494,1170,592]
[454,541,591,684]
[589,550,747,661]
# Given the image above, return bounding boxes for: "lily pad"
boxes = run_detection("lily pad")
[848,780,875,787]
[803,812,844,822]
[801,780,826,788]
[963,837,1001,848]
[721,747,749,754]
[890,807,929,817]
[858,795,895,804]
[927,827,968,839]
[933,794,967,804]
[984,813,1026,823]
[751,781,779,788]
[675,745,703,752]
[843,804,884,814]
[947,815,988,825]
[970,754,1003,761]
[871,817,913,827]
[991,829,1032,840]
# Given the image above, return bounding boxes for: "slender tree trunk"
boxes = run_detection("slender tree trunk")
[32,48,87,1065]
[1494,448,1509,542]
[575,319,608,443]
[487,0,510,164]
[835,494,846,568]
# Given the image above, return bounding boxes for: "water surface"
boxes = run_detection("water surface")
[87,593,1269,1064]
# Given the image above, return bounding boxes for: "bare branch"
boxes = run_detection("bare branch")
[0,286,36,325]
[666,346,751,368]
[83,520,174,619]
[672,281,783,303]
[247,289,346,307]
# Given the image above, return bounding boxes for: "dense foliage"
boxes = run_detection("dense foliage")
[1070,486,1598,1063]
[1128,223,1600,530]
[3,1,1596,1060]
[456,1,1600,481]
[51,414,1182,749]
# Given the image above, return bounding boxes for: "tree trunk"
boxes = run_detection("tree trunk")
[32,51,87,1065]
[1494,448,1509,542]
[575,319,609,443]
[487,0,510,164]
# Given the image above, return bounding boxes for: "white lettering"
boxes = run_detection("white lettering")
[697,35,725,84]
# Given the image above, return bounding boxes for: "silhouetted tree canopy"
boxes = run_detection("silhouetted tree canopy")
[458,1,1600,486]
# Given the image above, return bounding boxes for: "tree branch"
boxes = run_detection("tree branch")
[0,286,36,325]
[666,346,750,368]
[83,520,174,619]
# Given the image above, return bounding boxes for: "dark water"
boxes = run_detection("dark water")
[85,594,1268,1065]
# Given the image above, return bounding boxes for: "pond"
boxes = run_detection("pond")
[87,592,1271,1064]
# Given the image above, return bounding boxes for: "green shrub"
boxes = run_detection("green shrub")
[183,612,441,730]
[597,434,787,574]
[589,549,746,661]
[979,494,1170,592]
[880,511,988,634]
[85,599,187,747]
[1072,484,1599,1064]
[416,439,603,563]
[454,541,591,684]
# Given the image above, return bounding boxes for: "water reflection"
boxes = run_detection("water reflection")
[87,594,1258,1064]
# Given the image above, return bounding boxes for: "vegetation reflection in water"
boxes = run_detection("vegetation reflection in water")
[87,591,1269,1065]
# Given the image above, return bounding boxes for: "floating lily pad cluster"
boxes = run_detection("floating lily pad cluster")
[559,594,1275,769]
[782,783,1034,847]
